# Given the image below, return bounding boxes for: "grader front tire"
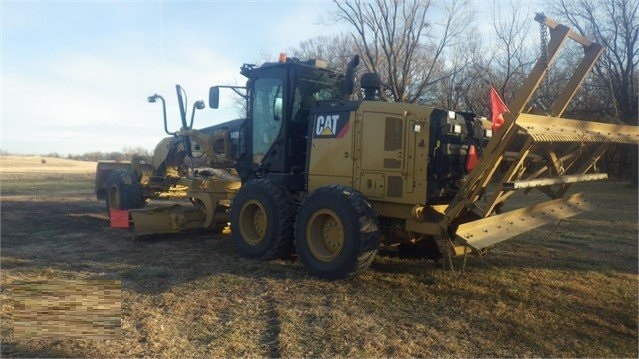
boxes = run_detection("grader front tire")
[105,169,143,215]
[294,185,380,279]
[230,179,296,259]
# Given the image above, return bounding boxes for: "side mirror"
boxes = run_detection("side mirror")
[209,86,220,109]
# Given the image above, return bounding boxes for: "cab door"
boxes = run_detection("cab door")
[250,77,284,165]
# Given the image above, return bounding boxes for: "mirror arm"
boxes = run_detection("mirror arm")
[217,86,248,99]
[176,85,189,130]
[189,100,205,129]
[190,104,197,129]
[159,96,172,135]
[231,87,248,99]
[210,85,248,110]
[148,95,174,135]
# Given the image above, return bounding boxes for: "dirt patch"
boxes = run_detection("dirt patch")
[0,160,637,357]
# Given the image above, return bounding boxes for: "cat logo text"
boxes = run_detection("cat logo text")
[315,115,339,136]
[313,114,349,139]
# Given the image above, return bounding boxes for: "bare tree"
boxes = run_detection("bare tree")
[332,0,472,103]
[548,0,638,124]
[288,33,357,72]
[548,0,638,184]
[432,29,486,111]
[431,0,535,114]
[122,146,152,158]
[486,0,536,103]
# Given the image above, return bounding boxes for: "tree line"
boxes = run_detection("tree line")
[1,147,153,163]
[65,146,152,162]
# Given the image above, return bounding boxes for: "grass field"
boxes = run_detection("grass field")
[1,156,637,357]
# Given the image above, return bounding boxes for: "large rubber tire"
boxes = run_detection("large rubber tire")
[105,169,143,214]
[230,179,296,259]
[294,185,380,279]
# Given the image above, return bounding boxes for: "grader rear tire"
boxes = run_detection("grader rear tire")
[294,185,380,279]
[230,179,296,259]
[105,169,143,215]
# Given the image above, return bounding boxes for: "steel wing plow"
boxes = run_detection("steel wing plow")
[436,14,639,258]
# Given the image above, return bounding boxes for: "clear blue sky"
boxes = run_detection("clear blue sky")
[1,0,542,156]
[1,0,346,155]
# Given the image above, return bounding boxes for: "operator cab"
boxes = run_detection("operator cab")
[241,58,344,183]
[231,56,346,187]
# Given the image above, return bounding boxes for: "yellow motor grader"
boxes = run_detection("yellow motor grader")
[95,14,638,279]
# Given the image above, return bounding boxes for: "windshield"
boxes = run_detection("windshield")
[251,78,283,163]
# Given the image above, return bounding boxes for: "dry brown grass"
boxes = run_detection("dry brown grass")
[0,156,97,176]
[1,156,637,357]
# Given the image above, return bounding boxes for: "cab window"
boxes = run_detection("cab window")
[292,74,343,124]
[251,78,283,163]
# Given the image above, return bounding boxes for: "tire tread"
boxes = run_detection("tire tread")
[231,179,296,259]
[106,169,143,213]
[295,185,380,279]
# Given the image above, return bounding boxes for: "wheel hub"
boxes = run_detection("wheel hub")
[239,200,268,246]
[306,209,344,262]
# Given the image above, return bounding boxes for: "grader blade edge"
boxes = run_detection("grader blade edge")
[455,193,593,251]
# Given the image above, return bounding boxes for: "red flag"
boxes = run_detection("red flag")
[490,85,509,132]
